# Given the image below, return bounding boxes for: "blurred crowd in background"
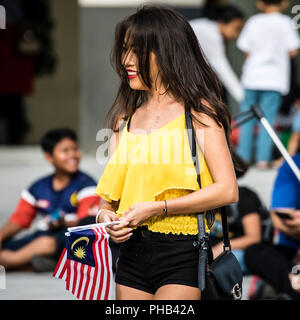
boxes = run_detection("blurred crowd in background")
[0,0,300,300]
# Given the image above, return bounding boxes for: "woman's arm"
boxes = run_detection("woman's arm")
[98,112,125,216]
[162,109,238,214]
[99,199,119,213]
[97,112,133,242]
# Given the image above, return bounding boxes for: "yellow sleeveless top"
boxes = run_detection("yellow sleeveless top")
[95,112,214,235]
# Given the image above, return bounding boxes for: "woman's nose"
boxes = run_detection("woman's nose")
[123,49,135,68]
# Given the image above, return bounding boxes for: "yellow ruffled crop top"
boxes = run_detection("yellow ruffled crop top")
[95,112,215,235]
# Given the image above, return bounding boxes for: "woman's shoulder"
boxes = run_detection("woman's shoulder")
[190,101,222,130]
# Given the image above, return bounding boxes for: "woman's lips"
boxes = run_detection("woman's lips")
[127,69,138,79]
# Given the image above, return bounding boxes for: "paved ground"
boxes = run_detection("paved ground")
[0,146,278,300]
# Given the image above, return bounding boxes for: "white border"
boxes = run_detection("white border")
[78,0,203,8]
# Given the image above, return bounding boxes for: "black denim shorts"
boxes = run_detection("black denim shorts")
[115,226,200,295]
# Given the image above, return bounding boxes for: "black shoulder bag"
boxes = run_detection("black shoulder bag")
[185,110,243,300]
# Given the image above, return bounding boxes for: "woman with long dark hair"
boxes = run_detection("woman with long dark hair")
[96,5,238,300]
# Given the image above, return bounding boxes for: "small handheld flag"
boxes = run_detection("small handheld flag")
[53,224,115,300]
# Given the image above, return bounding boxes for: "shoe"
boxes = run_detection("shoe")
[248,276,277,300]
[31,255,58,272]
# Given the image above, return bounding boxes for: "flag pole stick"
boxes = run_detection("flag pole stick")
[233,104,300,182]
[250,104,300,182]
[67,221,120,233]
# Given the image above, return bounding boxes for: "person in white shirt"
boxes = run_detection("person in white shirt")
[189,4,245,104]
[236,0,300,169]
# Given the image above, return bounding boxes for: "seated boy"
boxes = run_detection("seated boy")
[0,128,100,271]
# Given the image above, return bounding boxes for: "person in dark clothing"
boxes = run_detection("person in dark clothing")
[210,153,268,274]
[244,153,300,300]
[0,0,56,144]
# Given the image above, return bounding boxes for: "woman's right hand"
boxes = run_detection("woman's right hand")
[97,209,133,243]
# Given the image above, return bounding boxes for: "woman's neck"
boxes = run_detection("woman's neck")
[146,90,176,110]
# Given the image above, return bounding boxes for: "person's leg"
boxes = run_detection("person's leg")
[0,235,57,270]
[116,284,154,300]
[2,230,46,251]
[236,89,259,163]
[153,284,201,300]
[255,91,282,164]
[232,249,248,275]
[244,242,299,299]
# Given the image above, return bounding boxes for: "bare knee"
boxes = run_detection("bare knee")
[34,236,57,254]
[0,236,57,270]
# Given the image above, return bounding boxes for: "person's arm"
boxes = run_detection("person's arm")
[270,209,300,241]
[191,20,243,103]
[231,213,261,248]
[288,110,300,156]
[289,49,299,58]
[286,17,300,57]
[167,108,239,212]
[96,113,132,243]
[0,191,37,246]
[97,112,125,218]
[287,132,300,156]
[270,156,300,240]
[212,212,261,257]
[0,221,23,246]
[209,46,244,103]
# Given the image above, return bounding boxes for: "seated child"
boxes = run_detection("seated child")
[0,128,100,271]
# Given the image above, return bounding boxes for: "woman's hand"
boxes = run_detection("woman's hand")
[120,201,162,228]
[98,208,133,243]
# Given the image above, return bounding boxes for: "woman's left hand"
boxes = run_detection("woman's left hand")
[120,201,162,228]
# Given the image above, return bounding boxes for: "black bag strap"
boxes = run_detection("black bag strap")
[185,110,231,250]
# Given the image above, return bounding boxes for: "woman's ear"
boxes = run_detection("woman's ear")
[43,151,54,165]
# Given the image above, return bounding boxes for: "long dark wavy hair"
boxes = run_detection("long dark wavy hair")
[105,5,241,170]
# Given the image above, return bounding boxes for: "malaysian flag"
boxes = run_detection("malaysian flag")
[53,225,114,300]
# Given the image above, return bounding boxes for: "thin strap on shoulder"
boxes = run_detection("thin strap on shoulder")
[127,115,132,131]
